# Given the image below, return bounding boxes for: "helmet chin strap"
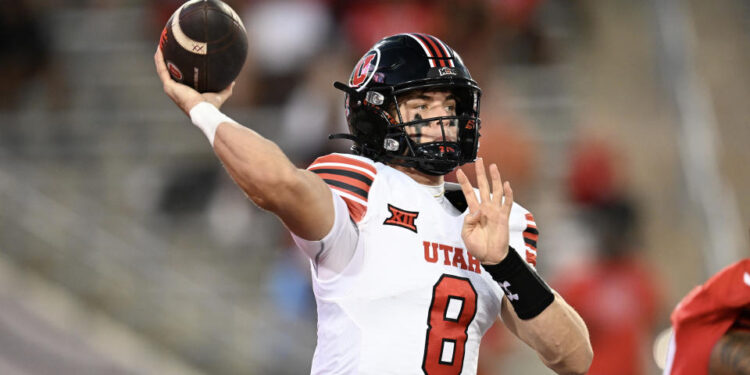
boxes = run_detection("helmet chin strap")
[385,155,455,176]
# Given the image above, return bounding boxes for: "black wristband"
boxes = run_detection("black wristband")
[482,247,554,320]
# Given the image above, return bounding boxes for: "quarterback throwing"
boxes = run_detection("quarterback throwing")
[155,33,592,374]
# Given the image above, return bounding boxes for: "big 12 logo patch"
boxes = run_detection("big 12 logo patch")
[383,204,419,233]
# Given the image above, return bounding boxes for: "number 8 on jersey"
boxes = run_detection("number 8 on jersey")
[422,275,478,374]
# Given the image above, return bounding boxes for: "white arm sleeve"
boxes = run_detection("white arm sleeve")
[290,189,359,280]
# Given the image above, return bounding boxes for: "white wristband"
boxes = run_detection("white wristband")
[188,101,236,146]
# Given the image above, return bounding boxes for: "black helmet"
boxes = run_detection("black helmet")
[332,33,481,176]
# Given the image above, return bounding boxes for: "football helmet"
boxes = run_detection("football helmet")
[332,33,481,176]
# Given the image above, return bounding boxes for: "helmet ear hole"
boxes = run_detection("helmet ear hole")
[347,106,389,159]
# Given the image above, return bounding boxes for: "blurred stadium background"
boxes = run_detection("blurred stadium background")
[1,0,749,374]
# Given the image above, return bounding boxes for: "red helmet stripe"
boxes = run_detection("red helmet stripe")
[427,35,456,68]
[415,34,447,67]
[404,33,436,68]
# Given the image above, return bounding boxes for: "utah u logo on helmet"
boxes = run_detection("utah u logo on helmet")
[349,50,380,90]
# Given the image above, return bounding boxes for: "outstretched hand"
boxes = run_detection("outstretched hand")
[456,158,514,265]
[154,46,234,116]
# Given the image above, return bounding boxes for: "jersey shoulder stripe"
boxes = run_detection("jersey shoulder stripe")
[310,154,377,176]
[308,153,377,223]
[522,213,538,266]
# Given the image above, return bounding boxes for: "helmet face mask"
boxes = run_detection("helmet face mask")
[332,34,482,176]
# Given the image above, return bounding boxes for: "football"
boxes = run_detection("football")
[159,0,248,93]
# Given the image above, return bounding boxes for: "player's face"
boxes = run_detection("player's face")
[398,90,458,144]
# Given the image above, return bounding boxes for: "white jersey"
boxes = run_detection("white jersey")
[292,153,540,375]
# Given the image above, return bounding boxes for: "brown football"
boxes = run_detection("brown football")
[159,0,248,93]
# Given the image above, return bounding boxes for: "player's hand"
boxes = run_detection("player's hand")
[154,46,234,116]
[456,158,514,265]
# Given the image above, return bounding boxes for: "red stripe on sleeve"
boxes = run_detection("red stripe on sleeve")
[524,212,538,253]
[525,251,537,267]
[310,154,377,175]
[312,172,371,193]
[308,154,376,202]
[524,213,537,229]
[308,163,374,183]
[314,173,369,202]
[343,197,366,222]
[307,154,376,223]
[329,186,367,222]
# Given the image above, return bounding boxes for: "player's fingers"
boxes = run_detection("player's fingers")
[501,181,513,215]
[475,158,491,205]
[201,81,235,108]
[154,47,171,84]
[489,164,503,204]
[456,168,480,212]
[222,81,236,95]
[155,48,181,99]
[463,208,481,226]
[217,81,235,101]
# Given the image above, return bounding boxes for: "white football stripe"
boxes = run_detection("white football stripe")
[309,162,377,179]
[172,0,207,55]
[219,0,247,32]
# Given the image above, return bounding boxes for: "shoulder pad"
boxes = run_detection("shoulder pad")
[308,153,378,222]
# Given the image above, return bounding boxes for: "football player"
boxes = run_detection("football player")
[663,258,750,375]
[155,33,592,374]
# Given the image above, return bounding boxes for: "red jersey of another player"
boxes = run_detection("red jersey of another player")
[555,257,660,375]
[663,259,750,374]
